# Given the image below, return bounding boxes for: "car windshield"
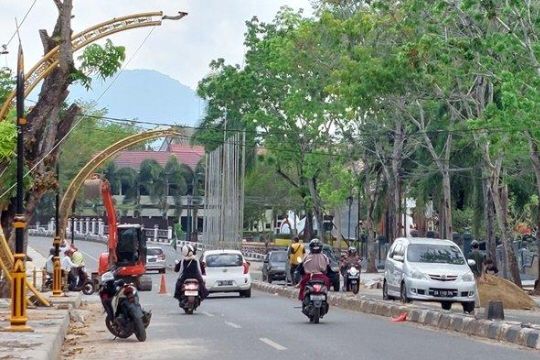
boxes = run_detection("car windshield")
[270,252,287,262]
[147,248,163,256]
[407,244,465,265]
[206,254,243,267]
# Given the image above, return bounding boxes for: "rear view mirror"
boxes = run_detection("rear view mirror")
[393,254,404,262]
[467,259,476,267]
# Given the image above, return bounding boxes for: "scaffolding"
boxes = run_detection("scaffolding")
[202,131,245,250]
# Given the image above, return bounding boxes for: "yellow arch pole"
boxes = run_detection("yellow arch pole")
[0,11,187,120]
[58,128,187,240]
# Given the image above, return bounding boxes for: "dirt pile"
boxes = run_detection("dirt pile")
[478,275,537,310]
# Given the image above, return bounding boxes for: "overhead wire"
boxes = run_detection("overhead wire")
[2,0,39,50]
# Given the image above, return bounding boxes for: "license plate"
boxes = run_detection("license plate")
[217,280,233,286]
[434,290,452,297]
[310,294,326,301]
[350,280,358,284]
[184,291,198,296]
[148,259,156,262]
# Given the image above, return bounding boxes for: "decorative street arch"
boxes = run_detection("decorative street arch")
[58,128,188,240]
[0,11,187,120]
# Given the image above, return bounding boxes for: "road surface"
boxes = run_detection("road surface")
[28,236,539,360]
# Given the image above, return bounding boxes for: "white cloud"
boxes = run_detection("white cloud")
[0,0,313,90]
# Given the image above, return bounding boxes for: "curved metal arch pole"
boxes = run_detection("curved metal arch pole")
[0,11,187,120]
[58,128,186,240]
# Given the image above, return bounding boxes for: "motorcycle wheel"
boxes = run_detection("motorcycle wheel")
[312,307,320,324]
[184,307,194,315]
[133,316,147,342]
[105,316,132,339]
[352,283,359,295]
[82,280,95,295]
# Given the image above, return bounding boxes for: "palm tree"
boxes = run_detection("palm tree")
[138,159,167,220]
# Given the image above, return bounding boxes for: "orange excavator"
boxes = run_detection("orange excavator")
[84,174,152,291]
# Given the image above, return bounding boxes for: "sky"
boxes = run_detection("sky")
[0,0,314,90]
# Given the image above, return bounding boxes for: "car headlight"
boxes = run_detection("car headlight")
[410,270,428,280]
[461,272,474,282]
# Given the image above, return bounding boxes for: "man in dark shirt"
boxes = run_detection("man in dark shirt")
[468,240,485,277]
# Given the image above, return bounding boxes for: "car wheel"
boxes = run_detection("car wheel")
[332,278,340,292]
[462,301,475,314]
[240,288,252,298]
[383,280,393,301]
[441,301,452,311]
[400,282,411,304]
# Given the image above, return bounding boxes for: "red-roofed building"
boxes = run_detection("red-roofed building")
[113,144,205,171]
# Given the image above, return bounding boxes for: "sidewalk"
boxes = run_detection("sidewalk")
[0,246,82,360]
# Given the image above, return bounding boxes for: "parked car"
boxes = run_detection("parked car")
[322,244,341,291]
[201,250,252,297]
[383,237,477,313]
[146,246,166,273]
[262,250,288,283]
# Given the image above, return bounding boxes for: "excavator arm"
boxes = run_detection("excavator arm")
[84,174,118,267]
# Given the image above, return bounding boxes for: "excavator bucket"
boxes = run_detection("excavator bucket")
[82,177,103,200]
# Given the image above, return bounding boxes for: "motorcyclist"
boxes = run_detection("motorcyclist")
[71,247,87,289]
[340,246,361,291]
[174,245,208,300]
[297,238,330,301]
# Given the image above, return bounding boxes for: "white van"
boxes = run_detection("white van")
[383,237,477,313]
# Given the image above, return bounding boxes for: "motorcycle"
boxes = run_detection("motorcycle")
[345,265,360,294]
[41,267,96,295]
[178,278,201,314]
[99,277,152,342]
[302,278,329,324]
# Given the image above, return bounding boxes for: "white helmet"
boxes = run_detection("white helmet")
[101,271,114,283]
[182,244,195,258]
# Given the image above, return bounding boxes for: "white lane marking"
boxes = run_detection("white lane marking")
[259,337,287,351]
[202,311,214,317]
[80,250,97,262]
[224,321,242,329]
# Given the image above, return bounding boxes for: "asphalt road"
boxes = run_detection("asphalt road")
[29,237,539,360]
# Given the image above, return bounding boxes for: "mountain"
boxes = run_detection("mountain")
[68,69,204,126]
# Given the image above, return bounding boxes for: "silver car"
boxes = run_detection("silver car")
[146,246,166,273]
[383,237,477,313]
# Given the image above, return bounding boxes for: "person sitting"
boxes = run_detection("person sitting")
[297,238,330,301]
[174,245,208,300]
[61,248,78,291]
[44,247,55,278]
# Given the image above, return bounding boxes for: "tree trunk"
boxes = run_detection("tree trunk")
[490,162,522,287]
[441,170,452,239]
[482,173,497,266]
[308,177,324,241]
[365,217,378,273]
[526,135,540,294]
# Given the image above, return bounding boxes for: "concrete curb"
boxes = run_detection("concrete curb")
[41,310,71,360]
[252,281,540,350]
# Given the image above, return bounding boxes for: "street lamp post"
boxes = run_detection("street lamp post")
[7,44,32,332]
[347,196,353,249]
[52,163,64,297]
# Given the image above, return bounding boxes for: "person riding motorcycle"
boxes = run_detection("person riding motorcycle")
[297,239,330,301]
[340,246,361,290]
[174,245,208,300]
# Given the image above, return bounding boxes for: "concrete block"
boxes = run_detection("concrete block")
[524,329,540,349]
[503,326,520,343]
[449,316,464,332]
[487,322,503,339]
[409,309,421,323]
[437,314,452,330]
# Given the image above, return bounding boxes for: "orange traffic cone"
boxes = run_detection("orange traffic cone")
[391,312,408,322]
[158,274,167,294]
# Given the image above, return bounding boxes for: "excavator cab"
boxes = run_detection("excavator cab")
[116,224,147,266]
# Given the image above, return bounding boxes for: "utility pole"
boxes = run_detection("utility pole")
[7,43,32,332]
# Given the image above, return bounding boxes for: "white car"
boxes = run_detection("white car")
[146,246,166,273]
[383,237,477,313]
[201,250,252,297]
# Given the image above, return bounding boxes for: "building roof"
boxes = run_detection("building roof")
[114,144,205,170]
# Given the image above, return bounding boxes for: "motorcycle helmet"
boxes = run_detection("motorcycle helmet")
[471,240,479,249]
[309,238,322,253]
[101,271,115,284]
[348,246,357,256]
[182,244,195,258]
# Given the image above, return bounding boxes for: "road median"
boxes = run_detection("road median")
[252,280,540,350]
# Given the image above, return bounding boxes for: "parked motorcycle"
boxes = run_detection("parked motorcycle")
[41,267,96,295]
[178,278,201,314]
[345,265,360,294]
[302,279,329,324]
[99,272,151,342]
